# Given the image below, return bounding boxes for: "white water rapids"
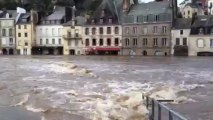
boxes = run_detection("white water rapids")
[0,56,210,120]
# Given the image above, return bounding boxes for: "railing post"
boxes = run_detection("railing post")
[169,111,173,120]
[158,103,161,120]
[151,99,155,120]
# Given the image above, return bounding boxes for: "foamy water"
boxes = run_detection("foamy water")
[0,56,212,120]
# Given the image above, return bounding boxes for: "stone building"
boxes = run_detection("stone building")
[171,18,191,56]
[83,0,122,55]
[33,6,70,55]
[121,0,176,56]
[16,10,38,55]
[181,3,205,18]
[0,10,18,55]
[188,15,213,56]
[63,7,86,55]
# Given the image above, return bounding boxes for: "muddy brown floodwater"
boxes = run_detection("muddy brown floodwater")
[0,56,213,120]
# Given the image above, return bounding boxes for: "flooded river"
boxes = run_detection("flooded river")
[0,56,213,120]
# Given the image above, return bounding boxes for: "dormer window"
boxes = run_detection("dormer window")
[199,28,204,34]
[101,9,105,17]
[91,19,95,24]
[100,18,103,24]
[211,28,213,34]
[109,18,112,24]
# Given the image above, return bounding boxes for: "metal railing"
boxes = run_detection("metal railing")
[142,94,188,120]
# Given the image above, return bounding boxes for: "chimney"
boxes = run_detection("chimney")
[71,6,76,26]
[123,0,130,12]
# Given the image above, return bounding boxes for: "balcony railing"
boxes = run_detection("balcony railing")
[63,34,82,39]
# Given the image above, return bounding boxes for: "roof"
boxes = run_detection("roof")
[191,15,213,27]
[185,3,201,8]
[0,10,18,19]
[45,6,65,20]
[172,18,192,29]
[63,16,86,26]
[128,1,172,16]
[16,13,31,24]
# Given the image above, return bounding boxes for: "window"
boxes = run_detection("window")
[199,28,204,34]
[125,27,129,34]
[188,10,190,15]
[100,18,103,24]
[18,40,21,46]
[155,15,159,22]
[52,39,55,44]
[85,28,89,35]
[211,28,213,34]
[92,28,96,35]
[115,38,119,46]
[75,40,79,46]
[45,28,48,35]
[46,39,49,44]
[9,38,13,43]
[18,25,21,29]
[176,38,180,45]
[86,39,90,46]
[75,30,79,37]
[99,27,103,34]
[92,39,96,46]
[210,39,213,48]
[68,40,71,46]
[180,30,183,35]
[109,18,112,23]
[125,38,129,46]
[9,28,13,36]
[142,27,148,34]
[52,28,55,35]
[143,38,148,46]
[133,27,137,34]
[162,38,167,46]
[197,39,204,48]
[162,26,167,34]
[133,38,137,46]
[68,32,71,38]
[183,38,187,45]
[115,27,119,34]
[2,29,6,36]
[24,25,27,29]
[107,38,111,46]
[59,39,61,44]
[100,39,103,46]
[153,26,157,33]
[40,39,42,45]
[107,27,111,34]
[25,33,28,37]
[153,38,158,46]
[18,33,21,37]
[25,42,28,46]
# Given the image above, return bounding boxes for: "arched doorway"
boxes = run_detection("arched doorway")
[9,49,14,55]
[142,50,147,56]
[165,52,168,56]
[2,49,7,55]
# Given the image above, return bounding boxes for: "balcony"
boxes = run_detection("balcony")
[63,34,82,40]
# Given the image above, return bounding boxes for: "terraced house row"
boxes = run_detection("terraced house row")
[1,0,213,56]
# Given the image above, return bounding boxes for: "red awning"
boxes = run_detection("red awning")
[94,47,120,51]
[85,47,120,51]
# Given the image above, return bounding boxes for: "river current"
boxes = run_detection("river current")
[0,56,212,120]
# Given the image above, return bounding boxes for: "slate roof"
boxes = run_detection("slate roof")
[63,16,86,26]
[172,18,192,29]
[16,13,31,24]
[45,6,65,20]
[128,1,172,16]
[0,10,18,19]
[191,15,213,27]
[86,0,120,25]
